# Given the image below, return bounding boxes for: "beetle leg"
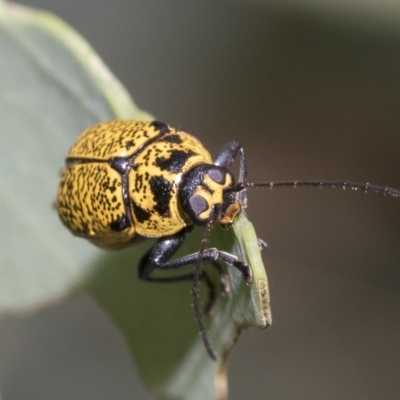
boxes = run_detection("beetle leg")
[213,141,248,207]
[139,229,251,313]
[139,230,227,314]
[197,264,229,314]
[139,229,252,284]
[213,141,243,170]
[210,261,230,295]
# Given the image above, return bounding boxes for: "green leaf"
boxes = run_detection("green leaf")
[85,213,270,400]
[0,2,270,399]
[0,2,151,313]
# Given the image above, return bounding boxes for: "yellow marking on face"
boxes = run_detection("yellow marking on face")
[194,173,233,221]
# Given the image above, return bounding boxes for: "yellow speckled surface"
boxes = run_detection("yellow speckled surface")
[130,131,212,237]
[68,120,165,159]
[57,121,213,245]
[57,162,135,248]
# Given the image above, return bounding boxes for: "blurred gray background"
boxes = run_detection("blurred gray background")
[1,0,400,399]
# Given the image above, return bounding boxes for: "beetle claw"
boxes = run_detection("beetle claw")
[243,265,253,284]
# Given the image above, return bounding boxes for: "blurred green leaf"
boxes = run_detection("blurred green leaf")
[0,2,270,399]
[0,2,150,313]
[248,0,400,27]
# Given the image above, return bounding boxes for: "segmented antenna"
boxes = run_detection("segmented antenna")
[237,180,400,197]
[192,216,217,361]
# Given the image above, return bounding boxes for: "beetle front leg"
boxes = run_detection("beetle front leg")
[139,228,252,284]
[139,229,232,313]
[213,141,248,207]
[213,141,246,179]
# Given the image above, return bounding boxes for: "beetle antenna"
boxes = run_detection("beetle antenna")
[192,215,217,361]
[235,180,400,198]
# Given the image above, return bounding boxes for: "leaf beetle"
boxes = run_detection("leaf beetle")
[56,119,400,360]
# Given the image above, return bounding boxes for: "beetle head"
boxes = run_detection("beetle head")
[179,164,241,226]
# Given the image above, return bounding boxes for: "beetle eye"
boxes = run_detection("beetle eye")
[189,194,208,216]
[208,167,226,184]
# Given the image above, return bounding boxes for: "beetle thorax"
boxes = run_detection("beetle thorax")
[179,164,241,226]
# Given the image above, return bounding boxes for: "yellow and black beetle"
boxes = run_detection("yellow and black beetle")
[56,119,400,360]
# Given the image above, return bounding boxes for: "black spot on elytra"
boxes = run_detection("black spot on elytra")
[109,215,130,232]
[159,134,182,144]
[134,174,144,193]
[125,140,134,150]
[155,150,195,173]
[149,176,173,217]
[132,202,151,223]
[150,120,170,135]
[101,177,118,193]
